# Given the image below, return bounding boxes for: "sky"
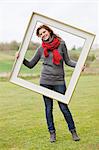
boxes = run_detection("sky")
[0,0,99,48]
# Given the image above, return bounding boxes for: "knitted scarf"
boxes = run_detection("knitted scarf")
[42,37,62,65]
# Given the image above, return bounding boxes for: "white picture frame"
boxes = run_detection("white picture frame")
[10,12,95,104]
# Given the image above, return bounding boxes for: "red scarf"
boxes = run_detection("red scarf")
[42,37,62,65]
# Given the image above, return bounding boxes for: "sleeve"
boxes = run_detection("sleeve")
[23,48,42,69]
[62,42,77,68]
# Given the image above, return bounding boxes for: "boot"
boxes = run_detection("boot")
[50,131,56,143]
[70,129,80,141]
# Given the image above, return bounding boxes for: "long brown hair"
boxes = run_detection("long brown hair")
[36,24,61,40]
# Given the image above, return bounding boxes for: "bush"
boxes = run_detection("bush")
[0,41,20,51]
[0,41,40,51]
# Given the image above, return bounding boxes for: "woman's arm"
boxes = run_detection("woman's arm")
[23,48,42,69]
[62,42,77,68]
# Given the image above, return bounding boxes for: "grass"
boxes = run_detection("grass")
[0,49,99,149]
[0,75,99,150]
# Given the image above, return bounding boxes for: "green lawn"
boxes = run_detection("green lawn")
[0,75,99,150]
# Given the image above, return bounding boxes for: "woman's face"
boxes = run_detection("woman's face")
[38,28,50,41]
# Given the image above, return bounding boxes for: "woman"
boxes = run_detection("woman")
[16,25,81,142]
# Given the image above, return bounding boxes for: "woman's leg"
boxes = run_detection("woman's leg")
[58,102,75,130]
[58,102,80,141]
[40,84,55,132]
[43,95,55,132]
[54,84,80,141]
[54,84,75,131]
[43,95,56,142]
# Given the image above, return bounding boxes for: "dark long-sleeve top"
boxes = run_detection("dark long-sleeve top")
[23,40,76,85]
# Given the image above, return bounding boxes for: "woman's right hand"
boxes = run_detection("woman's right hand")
[15,51,20,59]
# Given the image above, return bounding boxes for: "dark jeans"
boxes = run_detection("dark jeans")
[40,84,75,132]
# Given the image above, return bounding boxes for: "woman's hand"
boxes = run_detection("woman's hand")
[82,64,86,72]
[15,51,20,59]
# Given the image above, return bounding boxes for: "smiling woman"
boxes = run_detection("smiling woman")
[16,23,81,143]
[10,12,95,144]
